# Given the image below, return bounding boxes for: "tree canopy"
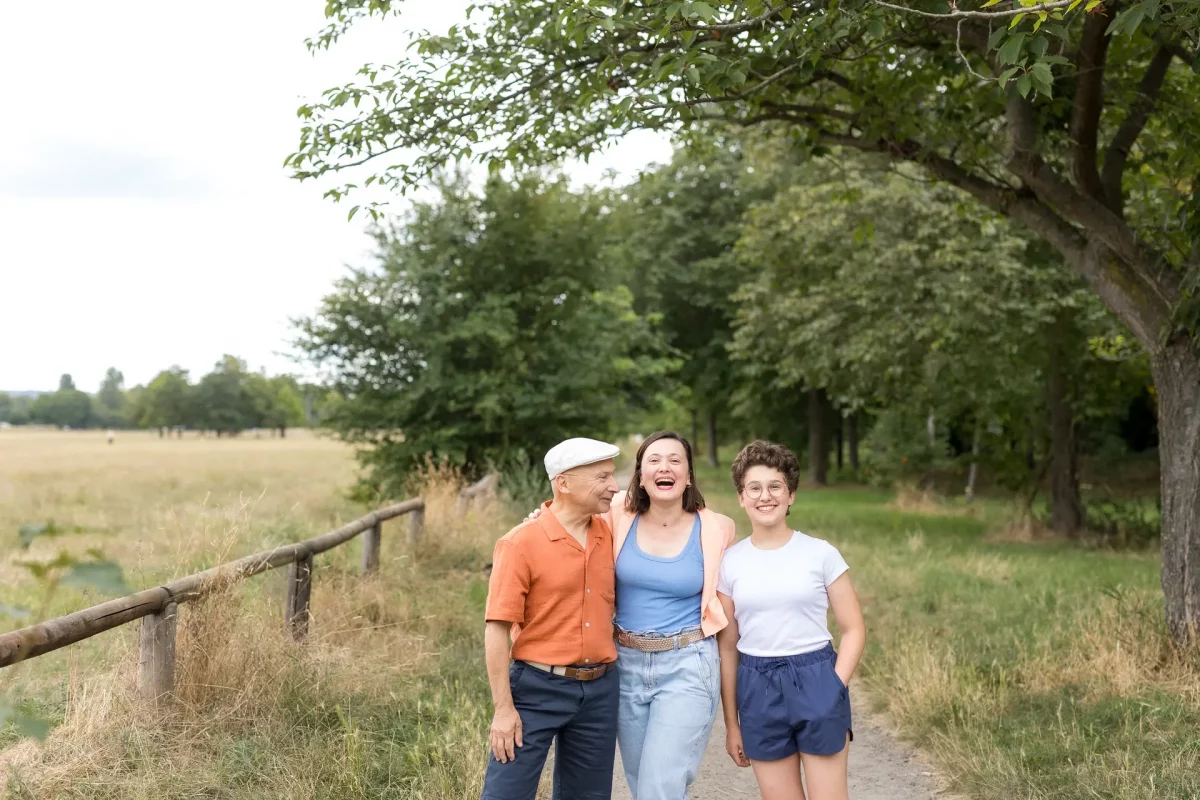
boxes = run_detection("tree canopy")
[294,173,675,495]
[291,0,1200,641]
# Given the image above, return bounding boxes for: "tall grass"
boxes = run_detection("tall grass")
[694,461,1200,800]
[1,433,509,799]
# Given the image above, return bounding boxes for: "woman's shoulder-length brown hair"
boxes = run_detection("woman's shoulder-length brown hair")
[625,431,706,514]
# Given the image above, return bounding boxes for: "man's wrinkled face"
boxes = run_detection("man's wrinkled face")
[558,459,619,514]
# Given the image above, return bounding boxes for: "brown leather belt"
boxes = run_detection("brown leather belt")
[616,629,707,653]
[523,660,615,681]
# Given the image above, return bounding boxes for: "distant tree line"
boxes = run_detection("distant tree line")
[0,357,336,437]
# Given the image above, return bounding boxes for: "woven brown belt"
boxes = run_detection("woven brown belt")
[616,629,707,653]
[524,661,615,681]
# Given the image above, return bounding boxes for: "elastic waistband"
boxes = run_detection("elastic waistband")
[739,643,834,670]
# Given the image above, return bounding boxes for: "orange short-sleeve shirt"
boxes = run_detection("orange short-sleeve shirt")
[485,509,617,666]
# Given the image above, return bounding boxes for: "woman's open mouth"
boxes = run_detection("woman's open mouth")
[654,477,676,490]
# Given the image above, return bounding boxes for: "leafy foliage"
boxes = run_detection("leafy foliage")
[295,173,677,495]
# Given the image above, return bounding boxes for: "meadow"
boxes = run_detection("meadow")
[1,430,1196,799]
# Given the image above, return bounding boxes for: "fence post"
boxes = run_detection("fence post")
[408,506,425,547]
[138,601,177,703]
[286,551,313,641]
[362,521,382,575]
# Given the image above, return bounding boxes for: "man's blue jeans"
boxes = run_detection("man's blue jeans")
[480,661,619,800]
[616,633,720,800]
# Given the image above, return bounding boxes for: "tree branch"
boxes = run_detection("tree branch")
[875,0,1077,19]
[1070,11,1110,203]
[677,1,804,34]
[1101,45,1174,214]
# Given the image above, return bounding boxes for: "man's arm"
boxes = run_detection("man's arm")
[485,620,523,763]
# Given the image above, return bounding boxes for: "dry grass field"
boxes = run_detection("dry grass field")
[1,428,510,799]
[3,431,1199,799]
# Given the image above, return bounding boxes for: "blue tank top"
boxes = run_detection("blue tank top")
[614,515,704,635]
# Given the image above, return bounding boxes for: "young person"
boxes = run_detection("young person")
[716,440,866,800]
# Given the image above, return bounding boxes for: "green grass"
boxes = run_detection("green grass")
[694,460,1200,800]
[6,433,1196,799]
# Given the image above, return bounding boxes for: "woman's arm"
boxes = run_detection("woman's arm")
[717,591,751,767]
[828,572,866,687]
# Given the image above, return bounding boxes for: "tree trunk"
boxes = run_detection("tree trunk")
[847,412,859,470]
[1049,318,1083,538]
[1154,338,1200,644]
[965,422,981,504]
[808,388,829,486]
[279,425,287,439]
[705,409,719,468]
[836,416,844,471]
[690,409,699,452]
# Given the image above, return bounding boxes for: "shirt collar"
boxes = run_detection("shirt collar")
[538,501,608,548]
[538,501,568,541]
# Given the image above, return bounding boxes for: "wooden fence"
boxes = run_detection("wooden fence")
[0,498,426,702]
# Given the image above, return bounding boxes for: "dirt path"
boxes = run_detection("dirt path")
[611,695,943,799]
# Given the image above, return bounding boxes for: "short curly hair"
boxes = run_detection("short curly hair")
[730,440,801,494]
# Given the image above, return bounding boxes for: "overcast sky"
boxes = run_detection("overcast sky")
[0,2,672,393]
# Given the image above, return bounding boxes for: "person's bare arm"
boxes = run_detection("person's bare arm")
[717,592,751,768]
[828,572,866,687]
[485,620,523,762]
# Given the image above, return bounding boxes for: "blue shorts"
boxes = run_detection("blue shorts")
[736,644,853,760]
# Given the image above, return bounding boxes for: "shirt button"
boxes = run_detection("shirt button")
[584,658,590,663]
[585,622,590,628]
[586,589,591,594]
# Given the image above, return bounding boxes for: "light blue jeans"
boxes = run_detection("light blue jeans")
[616,632,720,800]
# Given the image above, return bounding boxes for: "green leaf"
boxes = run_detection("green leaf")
[997,32,1026,65]
[1029,36,1049,56]
[599,16,615,32]
[1016,73,1032,97]
[868,18,885,39]
[981,0,1004,6]
[1085,0,1101,10]
[61,561,129,596]
[689,1,717,20]
[998,66,1021,87]
[1009,12,1026,29]
[1030,61,1054,96]
[988,26,1008,49]
[729,70,747,85]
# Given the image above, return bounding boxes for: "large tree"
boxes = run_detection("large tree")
[295,174,674,496]
[615,143,779,465]
[290,0,1200,641]
[733,155,1126,524]
[137,367,194,432]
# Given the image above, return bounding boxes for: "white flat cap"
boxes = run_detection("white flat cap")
[545,437,621,480]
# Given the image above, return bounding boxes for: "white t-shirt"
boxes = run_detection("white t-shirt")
[716,531,850,657]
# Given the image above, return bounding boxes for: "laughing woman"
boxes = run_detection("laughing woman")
[606,431,737,800]
[716,440,866,800]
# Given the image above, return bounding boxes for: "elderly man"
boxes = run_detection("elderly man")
[481,437,622,800]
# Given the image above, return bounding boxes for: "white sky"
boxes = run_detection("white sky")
[0,2,673,393]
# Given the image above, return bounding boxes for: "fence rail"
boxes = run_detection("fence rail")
[0,498,426,701]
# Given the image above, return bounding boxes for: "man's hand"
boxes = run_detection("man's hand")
[490,704,523,763]
[726,724,751,767]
